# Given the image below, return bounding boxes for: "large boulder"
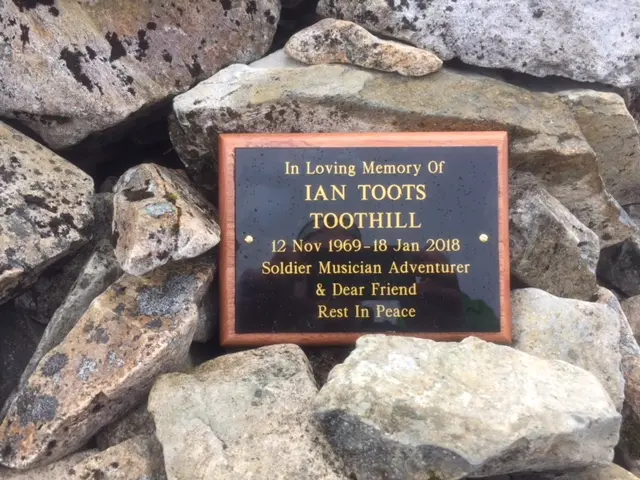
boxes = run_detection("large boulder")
[314,335,620,479]
[148,344,348,480]
[316,0,640,88]
[0,122,94,304]
[0,255,215,469]
[511,288,624,410]
[509,177,599,300]
[113,164,220,276]
[0,0,280,149]
[169,56,635,247]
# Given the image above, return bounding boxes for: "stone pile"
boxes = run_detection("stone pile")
[1,1,640,479]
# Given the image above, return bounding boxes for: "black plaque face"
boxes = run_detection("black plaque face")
[220,133,510,346]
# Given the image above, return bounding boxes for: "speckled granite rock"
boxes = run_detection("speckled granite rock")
[170,57,636,246]
[557,90,640,207]
[113,164,220,276]
[0,0,279,149]
[485,464,639,479]
[284,19,442,76]
[149,345,348,480]
[314,335,620,479]
[509,177,599,300]
[511,288,624,410]
[14,193,115,325]
[0,255,214,469]
[0,122,94,305]
[0,451,96,479]
[316,0,640,88]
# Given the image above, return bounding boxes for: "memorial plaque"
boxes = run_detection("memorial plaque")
[219,132,510,346]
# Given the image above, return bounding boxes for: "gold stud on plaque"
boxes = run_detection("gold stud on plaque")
[244,235,254,244]
[479,233,489,243]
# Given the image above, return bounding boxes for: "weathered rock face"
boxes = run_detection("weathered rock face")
[170,58,635,247]
[622,295,640,344]
[511,288,624,410]
[96,404,155,450]
[316,0,640,88]
[314,335,620,480]
[0,122,94,305]
[509,177,599,300]
[557,90,640,207]
[284,18,442,76]
[148,344,348,480]
[0,451,96,479]
[14,193,115,325]
[0,0,280,149]
[598,238,640,297]
[0,255,215,469]
[494,464,640,479]
[113,163,220,276]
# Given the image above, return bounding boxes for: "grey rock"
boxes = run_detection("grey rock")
[316,0,640,88]
[193,286,217,343]
[0,305,44,415]
[598,238,640,296]
[14,193,115,325]
[557,90,640,206]
[509,177,599,300]
[511,288,624,410]
[0,255,215,469]
[113,164,220,276]
[623,295,640,344]
[284,18,442,76]
[486,464,639,479]
[148,344,348,480]
[314,335,620,479]
[170,58,635,247]
[0,0,279,149]
[0,122,94,304]
[96,404,155,450]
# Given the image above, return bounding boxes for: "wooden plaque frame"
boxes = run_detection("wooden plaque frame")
[219,132,511,346]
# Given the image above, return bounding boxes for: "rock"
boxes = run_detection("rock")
[511,288,624,410]
[598,238,640,296]
[0,255,215,469]
[625,88,640,125]
[284,18,442,76]
[314,335,620,479]
[170,59,635,247]
[557,90,640,207]
[14,193,115,325]
[623,296,640,344]
[0,0,280,149]
[492,464,640,479]
[0,305,44,413]
[316,0,640,88]
[509,177,599,300]
[0,451,97,479]
[304,347,353,386]
[0,122,94,305]
[148,344,348,480]
[96,404,155,450]
[113,164,220,276]
[65,435,166,480]
[193,286,217,343]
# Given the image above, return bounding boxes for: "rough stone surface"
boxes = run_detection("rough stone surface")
[487,464,640,479]
[14,193,115,325]
[113,163,220,276]
[3,240,123,418]
[170,59,636,246]
[0,255,215,469]
[193,286,217,343]
[623,296,640,344]
[284,18,442,76]
[96,404,155,450]
[0,451,96,479]
[0,122,94,305]
[598,238,640,297]
[509,177,599,300]
[316,0,640,88]
[148,344,348,480]
[0,0,280,149]
[0,305,44,414]
[558,90,640,207]
[511,288,624,410]
[314,335,620,479]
